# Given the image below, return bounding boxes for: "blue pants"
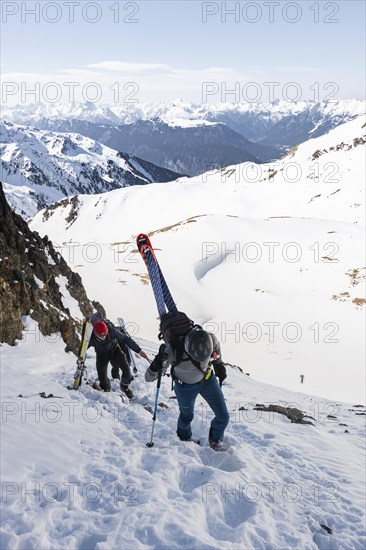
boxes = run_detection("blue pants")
[174,374,230,443]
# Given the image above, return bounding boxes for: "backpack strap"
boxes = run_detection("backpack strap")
[170,335,207,384]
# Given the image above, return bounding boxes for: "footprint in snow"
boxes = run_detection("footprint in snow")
[179,464,213,493]
[200,448,245,472]
[276,448,295,459]
[262,432,276,439]
[86,466,118,484]
[233,426,274,447]
[205,495,257,540]
[223,496,257,530]
[78,533,108,550]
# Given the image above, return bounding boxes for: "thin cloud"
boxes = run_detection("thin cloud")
[87,62,238,77]
[271,65,322,73]
[56,69,101,76]
[201,67,237,74]
[87,61,171,72]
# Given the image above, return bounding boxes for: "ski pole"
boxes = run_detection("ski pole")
[146,368,162,448]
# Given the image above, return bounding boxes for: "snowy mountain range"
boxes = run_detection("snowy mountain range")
[3,99,365,141]
[0,121,181,217]
[2,100,364,216]
[30,116,366,405]
[19,117,281,175]
[259,101,366,147]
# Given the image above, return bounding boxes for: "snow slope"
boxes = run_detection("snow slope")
[2,182,39,219]
[1,319,365,550]
[0,121,180,216]
[30,116,366,405]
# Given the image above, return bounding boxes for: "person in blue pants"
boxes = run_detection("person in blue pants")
[145,318,230,450]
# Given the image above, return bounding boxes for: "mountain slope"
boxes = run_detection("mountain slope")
[0,183,101,353]
[0,121,182,216]
[30,117,366,403]
[1,325,365,549]
[102,119,281,172]
[11,117,280,175]
[261,101,365,147]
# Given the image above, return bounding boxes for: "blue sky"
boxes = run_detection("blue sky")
[1,0,365,105]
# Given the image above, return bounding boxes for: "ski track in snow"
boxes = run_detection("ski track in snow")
[1,326,365,550]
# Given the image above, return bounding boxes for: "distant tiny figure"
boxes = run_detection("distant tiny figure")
[300,374,305,384]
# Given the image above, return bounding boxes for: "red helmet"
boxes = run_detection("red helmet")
[93,321,108,336]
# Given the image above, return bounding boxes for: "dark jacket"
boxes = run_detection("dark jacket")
[88,325,141,356]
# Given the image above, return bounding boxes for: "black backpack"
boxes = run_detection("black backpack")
[158,311,193,346]
[159,312,209,377]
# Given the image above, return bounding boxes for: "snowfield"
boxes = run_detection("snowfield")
[30,116,366,404]
[1,319,365,550]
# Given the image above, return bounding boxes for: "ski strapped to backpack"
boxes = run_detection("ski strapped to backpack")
[136,234,207,383]
[137,233,182,447]
[136,233,177,317]
[70,318,93,389]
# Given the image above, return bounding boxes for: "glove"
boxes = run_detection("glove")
[213,360,227,385]
[149,344,166,372]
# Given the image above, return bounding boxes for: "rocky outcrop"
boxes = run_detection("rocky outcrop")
[254,404,315,425]
[0,182,98,354]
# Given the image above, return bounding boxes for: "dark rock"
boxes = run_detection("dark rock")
[224,362,243,374]
[91,300,105,317]
[320,524,333,535]
[254,404,315,425]
[0,182,99,354]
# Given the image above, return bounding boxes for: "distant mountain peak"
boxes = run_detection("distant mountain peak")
[0,121,182,217]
